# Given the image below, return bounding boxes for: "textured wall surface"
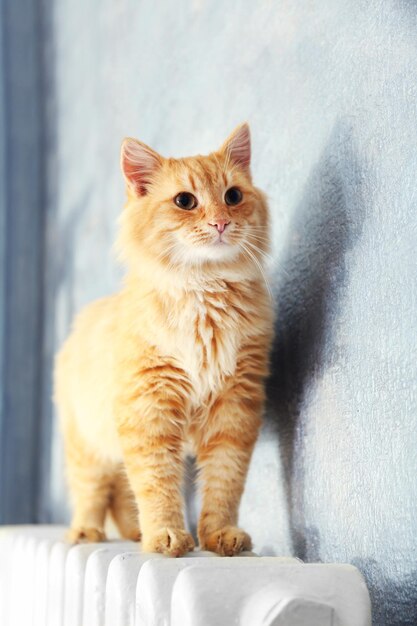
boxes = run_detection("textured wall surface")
[0,0,47,522]
[1,1,416,624]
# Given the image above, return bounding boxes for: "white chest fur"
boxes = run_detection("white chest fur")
[167,288,243,401]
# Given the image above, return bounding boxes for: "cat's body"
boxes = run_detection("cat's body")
[55,124,273,556]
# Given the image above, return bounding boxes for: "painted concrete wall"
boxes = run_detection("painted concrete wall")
[0,0,47,523]
[25,0,417,624]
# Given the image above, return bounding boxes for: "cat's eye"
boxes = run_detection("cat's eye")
[174,192,198,210]
[224,187,243,206]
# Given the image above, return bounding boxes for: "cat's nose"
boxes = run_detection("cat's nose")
[208,219,231,233]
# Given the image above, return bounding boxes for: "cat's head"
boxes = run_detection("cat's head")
[117,124,269,276]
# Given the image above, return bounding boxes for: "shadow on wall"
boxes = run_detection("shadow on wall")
[267,119,367,554]
[266,119,417,624]
[353,559,417,626]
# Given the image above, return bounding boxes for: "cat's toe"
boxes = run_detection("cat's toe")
[143,527,195,557]
[121,528,142,542]
[201,526,252,556]
[66,527,107,544]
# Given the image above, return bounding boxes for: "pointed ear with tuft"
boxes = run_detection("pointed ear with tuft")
[219,122,251,171]
[120,137,163,196]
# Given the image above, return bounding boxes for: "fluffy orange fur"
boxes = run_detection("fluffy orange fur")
[54,123,273,556]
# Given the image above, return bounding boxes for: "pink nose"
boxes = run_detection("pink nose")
[208,219,230,233]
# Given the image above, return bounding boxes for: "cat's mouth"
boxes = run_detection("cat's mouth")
[209,231,234,246]
[172,231,240,263]
[212,235,228,245]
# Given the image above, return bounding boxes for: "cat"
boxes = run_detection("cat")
[54,123,273,557]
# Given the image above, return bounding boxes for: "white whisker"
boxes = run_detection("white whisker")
[239,242,273,302]
[244,240,274,263]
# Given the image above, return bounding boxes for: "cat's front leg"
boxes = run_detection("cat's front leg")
[115,358,195,557]
[196,349,266,555]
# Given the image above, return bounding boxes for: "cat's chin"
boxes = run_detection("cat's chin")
[180,242,240,264]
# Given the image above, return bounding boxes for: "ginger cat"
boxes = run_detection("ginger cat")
[54,123,273,557]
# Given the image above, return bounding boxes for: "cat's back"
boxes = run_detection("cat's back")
[56,293,119,367]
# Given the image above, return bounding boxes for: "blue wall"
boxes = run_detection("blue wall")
[0,0,47,522]
[1,1,416,624]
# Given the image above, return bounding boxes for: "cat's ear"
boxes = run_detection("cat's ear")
[121,137,163,196]
[219,122,251,171]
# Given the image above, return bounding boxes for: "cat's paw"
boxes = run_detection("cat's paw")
[201,526,252,556]
[121,528,142,542]
[143,527,195,557]
[66,527,107,544]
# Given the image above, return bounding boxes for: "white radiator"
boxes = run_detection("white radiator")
[0,526,371,626]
